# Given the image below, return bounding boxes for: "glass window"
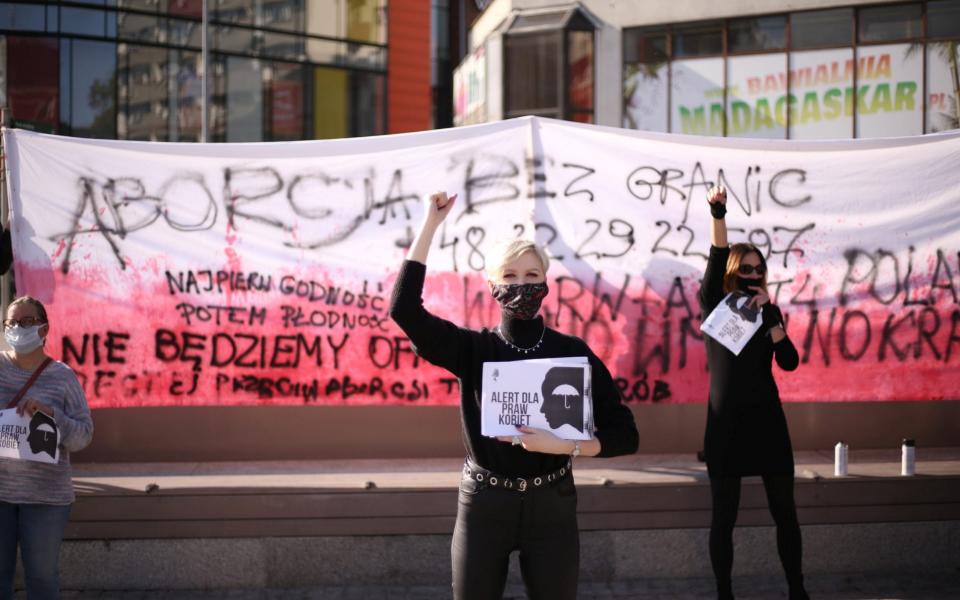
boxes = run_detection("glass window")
[673,22,722,58]
[46,5,58,32]
[726,53,787,138]
[60,39,70,131]
[118,1,162,12]
[0,3,45,32]
[171,49,202,141]
[623,29,667,64]
[69,40,117,138]
[568,30,593,112]
[352,70,384,136]
[728,16,786,53]
[623,62,668,132]
[262,30,305,61]
[169,17,201,47]
[671,57,724,135]
[167,1,204,19]
[925,42,960,132]
[261,0,304,33]
[216,25,258,54]
[858,4,922,43]
[61,7,107,37]
[118,45,170,140]
[267,61,303,140]
[347,0,385,44]
[928,0,960,38]
[855,43,922,137]
[6,36,59,132]
[213,0,253,26]
[313,66,347,138]
[306,0,385,45]
[505,32,561,116]
[789,48,855,139]
[790,9,853,49]
[225,56,263,142]
[118,12,166,43]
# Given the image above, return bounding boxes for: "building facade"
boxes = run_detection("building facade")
[0,0,433,142]
[456,0,960,138]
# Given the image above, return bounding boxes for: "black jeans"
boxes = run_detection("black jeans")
[451,474,579,600]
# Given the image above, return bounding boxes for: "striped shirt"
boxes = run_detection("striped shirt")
[0,352,93,504]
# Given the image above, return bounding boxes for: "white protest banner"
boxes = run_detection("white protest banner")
[3,117,959,407]
[481,357,593,441]
[701,292,765,355]
[0,409,60,464]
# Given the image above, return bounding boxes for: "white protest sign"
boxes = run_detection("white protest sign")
[0,409,60,464]
[482,357,594,441]
[700,292,765,355]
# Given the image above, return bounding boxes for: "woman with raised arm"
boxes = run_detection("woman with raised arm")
[390,192,638,600]
[699,186,807,600]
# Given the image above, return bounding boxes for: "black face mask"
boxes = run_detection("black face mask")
[736,277,762,295]
[491,282,549,320]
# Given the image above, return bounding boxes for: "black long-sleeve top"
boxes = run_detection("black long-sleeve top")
[699,245,800,416]
[390,260,639,478]
[0,224,11,275]
[699,245,801,476]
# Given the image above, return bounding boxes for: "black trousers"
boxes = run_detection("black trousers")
[709,475,805,598]
[451,474,579,600]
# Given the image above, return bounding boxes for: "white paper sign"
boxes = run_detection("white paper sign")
[700,292,764,355]
[482,357,594,441]
[0,409,60,464]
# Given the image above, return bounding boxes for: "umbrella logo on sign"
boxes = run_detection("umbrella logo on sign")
[540,367,585,433]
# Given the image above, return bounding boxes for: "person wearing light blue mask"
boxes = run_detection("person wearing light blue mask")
[1,296,93,600]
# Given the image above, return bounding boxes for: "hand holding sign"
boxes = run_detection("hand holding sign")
[15,396,53,419]
[496,426,573,454]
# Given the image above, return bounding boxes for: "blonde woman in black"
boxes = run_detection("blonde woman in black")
[390,192,638,599]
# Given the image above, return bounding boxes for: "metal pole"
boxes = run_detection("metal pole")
[201,0,209,142]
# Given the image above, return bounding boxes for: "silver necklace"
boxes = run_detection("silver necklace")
[495,326,545,355]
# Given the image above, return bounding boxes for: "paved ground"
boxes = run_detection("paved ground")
[40,573,960,599]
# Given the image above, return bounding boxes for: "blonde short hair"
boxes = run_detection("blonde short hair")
[485,238,550,280]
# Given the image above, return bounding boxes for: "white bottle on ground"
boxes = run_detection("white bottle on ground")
[901,439,916,476]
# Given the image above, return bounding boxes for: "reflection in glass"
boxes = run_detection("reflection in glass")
[268,61,304,140]
[313,66,348,139]
[728,16,786,53]
[352,69,384,136]
[790,9,852,49]
[6,36,59,132]
[0,3,45,32]
[118,12,165,43]
[623,29,667,64]
[61,7,107,37]
[673,22,722,58]
[928,0,960,39]
[307,0,386,45]
[858,4,921,43]
[118,44,169,140]
[225,56,263,142]
[70,40,117,138]
[568,30,593,111]
[505,33,561,116]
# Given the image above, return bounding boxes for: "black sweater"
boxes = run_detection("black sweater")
[390,260,639,478]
